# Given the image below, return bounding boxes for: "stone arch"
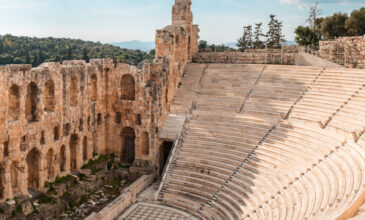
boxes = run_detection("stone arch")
[8,84,20,121]
[44,80,55,112]
[121,74,135,100]
[59,145,66,172]
[70,134,78,170]
[10,162,19,194]
[26,148,41,189]
[90,74,97,102]
[46,149,54,179]
[142,132,149,156]
[70,76,79,106]
[25,82,38,122]
[121,127,135,164]
[83,136,88,162]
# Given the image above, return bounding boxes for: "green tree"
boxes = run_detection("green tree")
[67,46,73,60]
[345,7,365,36]
[253,23,265,49]
[25,50,31,64]
[83,48,89,63]
[237,25,253,51]
[295,26,319,46]
[198,40,208,50]
[321,13,348,40]
[266,15,285,48]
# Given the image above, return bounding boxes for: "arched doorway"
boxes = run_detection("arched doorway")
[25,82,38,122]
[121,127,135,164]
[26,148,41,189]
[8,84,20,121]
[59,145,66,172]
[160,141,173,175]
[70,134,78,170]
[46,149,54,179]
[10,162,19,194]
[121,74,135,100]
[44,80,55,112]
[83,136,88,162]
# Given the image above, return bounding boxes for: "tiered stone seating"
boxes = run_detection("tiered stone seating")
[159,112,273,219]
[328,84,365,136]
[160,64,206,140]
[157,64,365,220]
[243,65,322,119]
[290,68,365,126]
[196,64,265,112]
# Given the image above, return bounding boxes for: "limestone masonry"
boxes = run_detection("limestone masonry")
[2,0,365,220]
[0,0,198,202]
[319,35,365,68]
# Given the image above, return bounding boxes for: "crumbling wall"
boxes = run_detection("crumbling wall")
[0,0,198,202]
[319,35,365,68]
[193,47,298,65]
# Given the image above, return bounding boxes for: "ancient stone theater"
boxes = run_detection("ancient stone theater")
[1,0,365,219]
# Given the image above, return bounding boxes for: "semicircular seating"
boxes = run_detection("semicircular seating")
[158,64,365,220]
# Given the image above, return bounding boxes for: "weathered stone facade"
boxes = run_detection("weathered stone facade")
[319,35,365,68]
[193,46,298,65]
[0,0,198,202]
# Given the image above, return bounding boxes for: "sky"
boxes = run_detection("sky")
[0,0,364,44]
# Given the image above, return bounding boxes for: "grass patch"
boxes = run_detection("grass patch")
[38,194,55,204]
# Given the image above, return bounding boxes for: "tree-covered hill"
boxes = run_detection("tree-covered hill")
[0,34,155,67]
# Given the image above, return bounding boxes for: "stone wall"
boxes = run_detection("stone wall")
[193,46,298,65]
[0,0,198,202]
[319,35,365,68]
[84,173,155,220]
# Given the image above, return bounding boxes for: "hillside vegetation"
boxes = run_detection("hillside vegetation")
[0,34,155,67]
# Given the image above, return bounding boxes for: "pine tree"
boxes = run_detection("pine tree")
[253,23,265,49]
[266,15,285,48]
[83,48,89,63]
[237,25,253,52]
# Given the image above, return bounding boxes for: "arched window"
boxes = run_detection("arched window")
[25,82,38,122]
[83,136,88,162]
[121,74,135,100]
[59,145,66,172]
[26,148,41,188]
[70,134,78,170]
[121,127,135,163]
[46,149,54,179]
[70,77,79,106]
[90,74,97,102]
[142,132,149,155]
[44,80,55,112]
[10,162,18,194]
[8,84,20,121]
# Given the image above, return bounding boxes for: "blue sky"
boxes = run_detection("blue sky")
[0,0,364,44]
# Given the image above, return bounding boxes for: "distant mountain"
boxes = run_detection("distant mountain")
[224,42,238,49]
[111,40,155,52]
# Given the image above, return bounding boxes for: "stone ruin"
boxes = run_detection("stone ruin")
[0,0,198,203]
[2,0,365,220]
[319,35,365,68]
